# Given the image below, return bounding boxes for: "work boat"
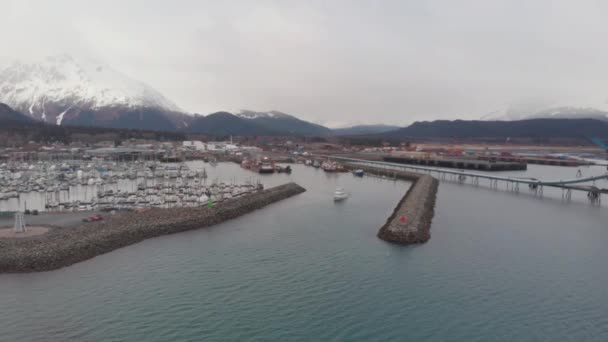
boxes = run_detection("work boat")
[258,157,275,174]
[333,188,349,201]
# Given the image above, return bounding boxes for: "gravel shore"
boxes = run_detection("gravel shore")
[0,183,306,273]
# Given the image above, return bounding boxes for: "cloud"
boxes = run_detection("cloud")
[1,0,608,125]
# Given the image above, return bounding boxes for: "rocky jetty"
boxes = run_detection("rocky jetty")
[0,183,305,273]
[344,163,439,244]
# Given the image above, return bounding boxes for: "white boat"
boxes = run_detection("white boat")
[321,161,338,172]
[333,188,349,201]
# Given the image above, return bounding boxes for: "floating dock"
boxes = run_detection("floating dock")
[383,156,527,171]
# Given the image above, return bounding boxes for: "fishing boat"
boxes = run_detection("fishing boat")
[321,161,338,172]
[333,188,349,201]
[257,157,275,174]
[241,159,253,169]
[275,165,292,174]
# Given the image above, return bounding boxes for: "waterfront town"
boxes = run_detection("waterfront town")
[1,133,606,273]
[4,2,608,340]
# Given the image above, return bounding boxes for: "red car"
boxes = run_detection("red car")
[82,215,104,222]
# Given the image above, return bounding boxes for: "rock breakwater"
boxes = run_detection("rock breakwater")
[344,163,439,244]
[0,183,306,273]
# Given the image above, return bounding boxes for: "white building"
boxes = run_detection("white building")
[182,141,206,151]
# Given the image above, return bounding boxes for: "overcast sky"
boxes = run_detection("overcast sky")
[2,0,608,127]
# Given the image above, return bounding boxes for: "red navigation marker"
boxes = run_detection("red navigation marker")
[400,215,407,223]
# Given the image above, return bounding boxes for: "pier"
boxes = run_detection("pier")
[477,155,592,167]
[383,156,527,171]
[343,163,439,244]
[317,155,608,204]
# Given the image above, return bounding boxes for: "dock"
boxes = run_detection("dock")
[320,154,608,204]
[477,155,592,167]
[383,156,527,171]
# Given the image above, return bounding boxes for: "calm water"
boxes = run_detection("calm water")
[1,163,607,341]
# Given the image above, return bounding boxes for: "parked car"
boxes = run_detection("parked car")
[82,215,104,222]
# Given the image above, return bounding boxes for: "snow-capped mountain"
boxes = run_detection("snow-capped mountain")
[0,55,184,129]
[526,107,608,121]
[481,106,608,122]
[235,110,332,135]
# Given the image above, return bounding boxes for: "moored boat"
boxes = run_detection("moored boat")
[258,157,275,174]
[321,161,338,172]
[333,188,349,201]
[275,165,292,173]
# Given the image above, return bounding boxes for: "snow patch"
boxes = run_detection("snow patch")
[239,113,261,119]
[237,110,292,120]
[41,97,46,121]
[56,106,71,126]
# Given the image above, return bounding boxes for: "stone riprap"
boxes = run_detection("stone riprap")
[0,183,306,273]
[344,163,439,244]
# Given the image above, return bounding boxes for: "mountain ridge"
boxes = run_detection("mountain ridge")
[481,106,608,122]
[384,118,608,140]
[3,102,608,142]
[332,124,402,136]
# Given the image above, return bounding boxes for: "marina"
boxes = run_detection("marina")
[0,160,263,213]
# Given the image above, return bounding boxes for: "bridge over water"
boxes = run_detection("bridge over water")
[314,155,608,204]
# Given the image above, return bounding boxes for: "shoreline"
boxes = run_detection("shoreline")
[344,163,439,244]
[0,183,306,273]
